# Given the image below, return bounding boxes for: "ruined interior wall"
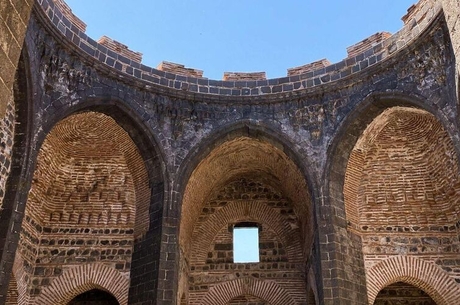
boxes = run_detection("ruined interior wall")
[15,112,149,302]
[188,178,306,304]
[181,138,312,305]
[344,107,460,302]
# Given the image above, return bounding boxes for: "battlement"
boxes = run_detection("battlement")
[346,32,392,58]
[98,36,143,63]
[52,0,86,32]
[157,61,204,78]
[223,72,266,81]
[402,0,432,25]
[35,0,442,98]
[287,59,331,77]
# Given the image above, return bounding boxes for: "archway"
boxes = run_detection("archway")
[0,48,34,301]
[15,111,150,302]
[366,256,460,305]
[36,263,129,305]
[374,282,436,305]
[68,289,120,305]
[179,133,312,305]
[340,106,460,304]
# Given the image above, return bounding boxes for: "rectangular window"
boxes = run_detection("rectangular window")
[233,223,259,263]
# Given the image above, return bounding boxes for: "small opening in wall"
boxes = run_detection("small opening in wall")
[233,222,259,263]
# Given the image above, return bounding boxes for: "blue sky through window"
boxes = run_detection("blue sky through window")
[233,227,259,263]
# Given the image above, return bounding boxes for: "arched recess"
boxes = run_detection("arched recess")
[68,289,120,304]
[366,256,460,305]
[344,106,459,231]
[178,123,315,305]
[327,92,460,224]
[324,92,460,304]
[36,263,129,305]
[189,200,303,264]
[0,47,34,300]
[199,278,296,305]
[14,105,164,302]
[42,99,168,304]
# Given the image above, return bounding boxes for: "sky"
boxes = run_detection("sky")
[64,0,416,80]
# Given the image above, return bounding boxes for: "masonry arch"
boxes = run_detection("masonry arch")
[326,92,460,224]
[199,278,296,305]
[326,92,460,304]
[36,263,129,305]
[68,289,120,304]
[366,256,460,305]
[179,123,314,304]
[14,101,165,302]
[0,47,35,301]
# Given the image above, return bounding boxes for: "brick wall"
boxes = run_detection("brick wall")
[14,112,149,303]
[180,137,312,304]
[157,61,203,78]
[5,274,18,305]
[344,107,460,300]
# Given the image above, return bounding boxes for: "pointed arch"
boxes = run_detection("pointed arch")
[36,263,129,305]
[178,121,317,257]
[367,256,460,305]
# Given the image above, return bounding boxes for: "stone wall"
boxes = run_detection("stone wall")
[0,0,33,118]
[0,0,459,304]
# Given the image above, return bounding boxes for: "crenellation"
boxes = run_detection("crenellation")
[51,0,86,32]
[223,71,267,81]
[157,61,204,78]
[287,59,331,76]
[346,32,392,58]
[98,36,143,63]
[1,0,460,304]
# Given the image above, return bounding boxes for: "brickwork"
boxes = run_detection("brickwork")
[346,32,392,58]
[287,59,331,77]
[0,0,33,117]
[98,36,142,63]
[366,256,460,304]
[35,263,129,305]
[0,0,459,304]
[181,138,311,304]
[5,274,18,305]
[52,0,86,32]
[157,61,204,78]
[222,72,267,81]
[14,112,149,303]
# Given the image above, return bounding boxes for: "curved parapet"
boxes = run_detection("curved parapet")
[34,0,442,100]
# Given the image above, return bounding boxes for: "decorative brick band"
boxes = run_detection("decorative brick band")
[199,278,296,305]
[366,256,460,305]
[35,263,129,305]
[190,200,302,264]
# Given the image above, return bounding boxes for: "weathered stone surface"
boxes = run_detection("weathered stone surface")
[0,0,459,304]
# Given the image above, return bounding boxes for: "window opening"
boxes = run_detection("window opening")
[233,222,259,263]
